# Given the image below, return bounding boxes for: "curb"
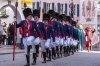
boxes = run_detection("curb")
[0,52,25,55]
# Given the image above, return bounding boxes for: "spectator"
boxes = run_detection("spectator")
[85,27,90,52]
[0,19,3,48]
[8,23,14,45]
[2,22,7,45]
[77,24,82,51]
[88,26,93,51]
[19,27,24,49]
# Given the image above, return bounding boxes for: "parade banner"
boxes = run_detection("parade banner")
[21,0,32,9]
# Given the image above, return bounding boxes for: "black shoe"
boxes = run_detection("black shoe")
[25,55,30,66]
[47,58,51,61]
[53,57,56,60]
[31,61,36,65]
[72,51,74,55]
[36,53,39,57]
[52,55,54,59]
[24,63,30,66]
[42,61,46,63]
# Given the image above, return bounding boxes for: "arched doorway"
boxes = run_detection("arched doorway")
[0,5,22,23]
[0,4,22,44]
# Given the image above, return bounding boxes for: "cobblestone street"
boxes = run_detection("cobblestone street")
[0,51,100,66]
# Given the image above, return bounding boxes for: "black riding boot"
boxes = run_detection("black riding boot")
[76,44,79,52]
[60,45,62,57]
[35,45,39,57]
[56,46,59,58]
[47,50,51,61]
[31,53,36,65]
[72,45,74,55]
[63,46,67,57]
[24,55,30,66]
[42,52,46,63]
[67,46,70,56]
[46,48,49,58]
[52,48,56,60]
[74,46,76,52]
[24,46,30,66]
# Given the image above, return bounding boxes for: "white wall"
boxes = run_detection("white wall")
[1,7,14,25]
[79,0,98,35]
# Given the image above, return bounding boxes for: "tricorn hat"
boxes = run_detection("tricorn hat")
[54,12,59,20]
[47,10,55,17]
[43,13,50,21]
[23,8,32,18]
[33,9,40,18]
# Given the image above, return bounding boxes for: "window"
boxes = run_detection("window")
[33,2,35,10]
[47,3,51,12]
[73,4,76,15]
[60,4,64,14]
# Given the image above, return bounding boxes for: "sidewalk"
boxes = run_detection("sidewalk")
[0,45,25,55]
[0,45,42,55]
[0,45,100,55]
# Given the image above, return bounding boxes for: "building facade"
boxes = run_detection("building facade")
[0,0,98,44]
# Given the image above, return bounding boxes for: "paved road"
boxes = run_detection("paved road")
[0,51,100,66]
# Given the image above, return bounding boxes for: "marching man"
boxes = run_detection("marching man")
[54,12,64,58]
[16,8,41,66]
[58,14,66,57]
[31,9,47,65]
[47,10,60,60]
[65,16,72,56]
[41,13,55,62]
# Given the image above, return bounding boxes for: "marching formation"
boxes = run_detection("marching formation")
[16,8,79,66]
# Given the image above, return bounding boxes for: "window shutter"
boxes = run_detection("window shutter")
[58,3,60,14]
[77,4,79,17]
[65,3,67,15]
[32,2,35,10]
[37,2,39,9]
[52,3,54,10]
[43,2,47,13]
[35,2,37,9]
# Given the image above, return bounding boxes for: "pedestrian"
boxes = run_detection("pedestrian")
[88,26,93,51]
[77,24,82,51]
[0,19,3,48]
[85,27,90,52]
[8,23,14,45]
[2,22,7,45]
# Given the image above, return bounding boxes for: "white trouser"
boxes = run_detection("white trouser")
[73,40,78,46]
[23,36,34,55]
[67,37,71,46]
[59,38,64,45]
[32,37,41,53]
[55,37,60,46]
[41,39,50,52]
[50,38,56,50]
[70,38,73,45]
[65,36,68,46]
[33,37,40,45]
[41,40,46,52]
[63,39,67,46]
